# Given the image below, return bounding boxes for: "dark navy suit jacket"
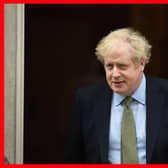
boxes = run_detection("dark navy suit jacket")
[64,75,168,164]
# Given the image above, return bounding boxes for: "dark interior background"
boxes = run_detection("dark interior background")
[24,4,168,163]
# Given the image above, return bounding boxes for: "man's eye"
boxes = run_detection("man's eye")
[106,64,113,70]
[119,65,128,70]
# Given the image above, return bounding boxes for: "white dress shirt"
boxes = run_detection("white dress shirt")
[108,74,146,164]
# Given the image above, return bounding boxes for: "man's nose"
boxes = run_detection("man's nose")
[112,67,120,77]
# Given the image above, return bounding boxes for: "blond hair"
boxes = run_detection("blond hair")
[95,28,152,64]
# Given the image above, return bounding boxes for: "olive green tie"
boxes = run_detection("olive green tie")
[121,96,138,164]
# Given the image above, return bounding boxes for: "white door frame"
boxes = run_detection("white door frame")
[15,4,24,164]
[5,4,25,164]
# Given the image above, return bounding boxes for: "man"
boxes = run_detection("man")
[64,28,168,164]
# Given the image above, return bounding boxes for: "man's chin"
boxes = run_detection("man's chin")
[112,88,126,95]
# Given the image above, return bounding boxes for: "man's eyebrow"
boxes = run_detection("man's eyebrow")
[105,63,113,66]
[118,63,128,66]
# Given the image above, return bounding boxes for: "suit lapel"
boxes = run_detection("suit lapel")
[146,76,165,163]
[94,82,112,163]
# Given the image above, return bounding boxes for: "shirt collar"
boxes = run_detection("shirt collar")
[132,73,146,105]
[113,73,146,106]
[113,93,125,107]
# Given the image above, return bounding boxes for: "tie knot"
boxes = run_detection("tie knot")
[123,96,132,107]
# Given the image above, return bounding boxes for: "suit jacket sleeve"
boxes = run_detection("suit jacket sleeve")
[64,89,85,163]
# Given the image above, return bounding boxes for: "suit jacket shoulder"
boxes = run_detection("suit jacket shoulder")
[76,79,112,102]
[146,75,168,93]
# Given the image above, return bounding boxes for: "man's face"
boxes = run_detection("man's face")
[104,43,145,96]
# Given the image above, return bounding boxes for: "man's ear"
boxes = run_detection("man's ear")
[140,59,145,72]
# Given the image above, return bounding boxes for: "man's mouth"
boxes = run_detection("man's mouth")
[112,81,124,84]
